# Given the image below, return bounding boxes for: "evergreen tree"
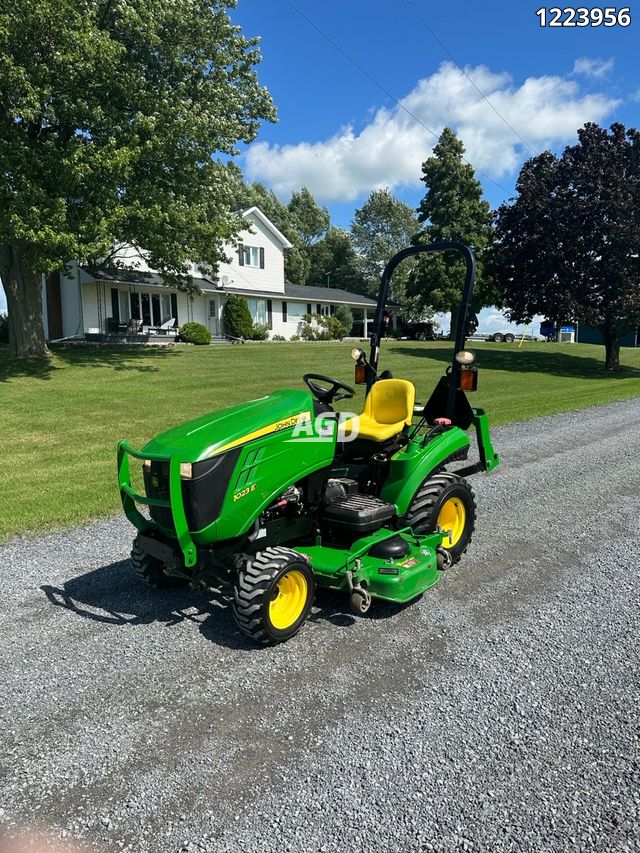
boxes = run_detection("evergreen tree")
[409,128,495,338]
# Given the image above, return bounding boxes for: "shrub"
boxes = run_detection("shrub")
[0,313,8,345]
[178,321,211,345]
[272,335,286,341]
[299,313,347,341]
[222,294,253,339]
[335,305,353,334]
[290,335,301,342]
[250,323,269,341]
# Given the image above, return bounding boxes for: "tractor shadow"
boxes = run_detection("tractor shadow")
[41,560,405,651]
[388,343,640,379]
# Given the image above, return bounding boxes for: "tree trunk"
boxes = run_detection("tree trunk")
[0,243,50,359]
[601,324,621,371]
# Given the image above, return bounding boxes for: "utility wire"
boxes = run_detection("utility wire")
[283,0,512,195]
[402,0,539,157]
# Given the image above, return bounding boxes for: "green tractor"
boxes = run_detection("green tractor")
[117,242,499,644]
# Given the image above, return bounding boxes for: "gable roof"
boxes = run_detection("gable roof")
[242,206,293,249]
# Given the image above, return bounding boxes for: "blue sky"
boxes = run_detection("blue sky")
[2,1,639,332]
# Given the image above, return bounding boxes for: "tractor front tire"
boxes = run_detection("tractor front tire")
[232,547,315,645]
[130,541,187,589]
[405,472,476,563]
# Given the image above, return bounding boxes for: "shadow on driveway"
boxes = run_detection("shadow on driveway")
[41,559,413,649]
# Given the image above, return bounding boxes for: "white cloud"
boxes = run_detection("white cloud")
[245,62,619,203]
[572,57,614,78]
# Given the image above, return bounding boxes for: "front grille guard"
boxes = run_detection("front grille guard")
[117,441,197,568]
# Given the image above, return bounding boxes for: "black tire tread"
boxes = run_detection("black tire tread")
[404,472,477,563]
[130,541,186,589]
[232,546,313,644]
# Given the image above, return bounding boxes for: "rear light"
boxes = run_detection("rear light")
[355,363,366,384]
[458,367,478,392]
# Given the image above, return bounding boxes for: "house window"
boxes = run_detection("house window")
[160,292,172,324]
[209,299,216,317]
[118,291,130,323]
[240,245,265,268]
[247,297,267,325]
[282,301,287,323]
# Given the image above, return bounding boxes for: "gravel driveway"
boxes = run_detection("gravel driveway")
[1,399,639,852]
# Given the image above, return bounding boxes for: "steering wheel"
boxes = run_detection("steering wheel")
[303,373,355,405]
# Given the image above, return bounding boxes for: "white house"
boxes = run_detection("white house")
[41,207,385,342]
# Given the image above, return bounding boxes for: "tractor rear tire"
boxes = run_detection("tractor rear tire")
[232,547,315,645]
[130,541,187,589]
[404,472,476,563]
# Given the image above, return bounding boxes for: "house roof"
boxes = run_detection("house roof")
[284,282,379,306]
[84,268,396,308]
[242,207,293,249]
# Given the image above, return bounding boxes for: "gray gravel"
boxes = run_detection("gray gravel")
[1,398,639,852]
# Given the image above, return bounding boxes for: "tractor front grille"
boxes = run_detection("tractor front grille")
[143,449,241,533]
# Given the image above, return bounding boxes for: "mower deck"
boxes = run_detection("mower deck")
[298,528,445,604]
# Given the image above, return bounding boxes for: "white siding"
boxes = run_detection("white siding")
[218,211,285,295]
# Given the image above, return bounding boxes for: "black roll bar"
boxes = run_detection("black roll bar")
[367,241,477,420]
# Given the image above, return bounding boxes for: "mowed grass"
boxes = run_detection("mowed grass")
[1,339,640,543]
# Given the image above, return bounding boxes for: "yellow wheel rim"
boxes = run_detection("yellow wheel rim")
[268,569,308,630]
[437,497,466,548]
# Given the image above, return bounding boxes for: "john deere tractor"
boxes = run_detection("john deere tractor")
[117,242,499,644]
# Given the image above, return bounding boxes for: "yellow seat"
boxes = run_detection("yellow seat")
[347,379,416,442]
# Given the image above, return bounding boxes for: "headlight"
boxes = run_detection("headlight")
[455,350,475,366]
[180,462,193,479]
[350,347,365,361]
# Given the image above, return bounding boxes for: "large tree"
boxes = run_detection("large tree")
[305,226,366,292]
[287,187,330,248]
[493,123,640,370]
[0,0,275,357]
[351,188,420,310]
[409,128,495,338]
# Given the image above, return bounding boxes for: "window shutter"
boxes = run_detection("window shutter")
[259,247,265,269]
[330,304,336,315]
[238,244,244,266]
[170,292,178,324]
[316,303,321,315]
[307,304,312,315]
[282,301,287,322]
[267,300,273,330]
[111,288,120,323]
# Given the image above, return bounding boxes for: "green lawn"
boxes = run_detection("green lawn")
[1,339,640,543]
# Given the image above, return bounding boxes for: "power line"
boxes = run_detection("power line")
[402,0,539,157]
[282,0,512,195]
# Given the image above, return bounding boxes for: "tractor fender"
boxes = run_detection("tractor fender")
[381,428,471,516]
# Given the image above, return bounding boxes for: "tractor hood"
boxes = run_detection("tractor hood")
[141,389,314,463]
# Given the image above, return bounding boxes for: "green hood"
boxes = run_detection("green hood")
[142,388,314,463]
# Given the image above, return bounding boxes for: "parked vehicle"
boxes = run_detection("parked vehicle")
[117,241,499,645]
[488,331,539,343]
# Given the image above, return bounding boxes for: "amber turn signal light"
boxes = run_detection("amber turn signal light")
[457,367,478,391]
[355,363,366,385]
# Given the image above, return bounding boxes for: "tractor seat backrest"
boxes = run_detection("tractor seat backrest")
[364,379,415,426]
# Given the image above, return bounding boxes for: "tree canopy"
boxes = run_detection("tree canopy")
[492,122,640,370]
[351,188,419,309]
[305,226,366,292]
[0,0,275,357]
[409,128,495,336]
